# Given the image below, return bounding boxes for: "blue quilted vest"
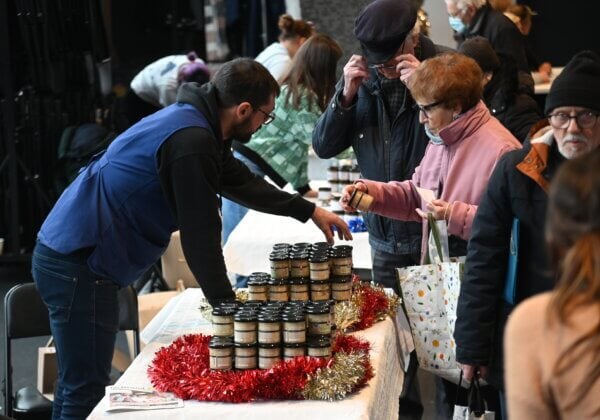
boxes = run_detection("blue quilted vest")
[38,103,212,286]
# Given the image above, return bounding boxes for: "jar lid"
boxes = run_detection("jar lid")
[257,313,280,322]
[327,165,339,170]
[209,337,234,348]
[234,342,257,348]
[211,307,237,316]
[308,254,328,263]
[307,337,331,348]
[289,277,309,285]
[293,242,311,249]
[333,245,353,253]
[243,300,265,307]
[281,312,305,322]
[247,277,268,286]
[250,271,270,278]
[269,252,289,261]
[272,243,291,249]
[318,187,332,192]
[283,342,305,349]
[304,305,329,314]
[290,253,309,260]
[330,275,351,283]
[258,342,280,349]
[234,312,257,321]
[267,277,288,285]
[312,241,330,249]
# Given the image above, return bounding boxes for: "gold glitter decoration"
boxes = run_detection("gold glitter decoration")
[334,301,361,332]
[301,351,369,401]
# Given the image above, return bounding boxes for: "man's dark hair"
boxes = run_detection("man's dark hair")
[212,58,280,108]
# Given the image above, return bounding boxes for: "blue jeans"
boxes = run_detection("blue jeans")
[221,151,267,245]
[32,243,119,420]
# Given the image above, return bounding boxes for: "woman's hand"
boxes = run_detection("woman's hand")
[340,182,368,212]
[415,199,452,221]
[459,363,489,382]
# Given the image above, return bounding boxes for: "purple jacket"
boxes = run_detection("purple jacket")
[360,101,521,255]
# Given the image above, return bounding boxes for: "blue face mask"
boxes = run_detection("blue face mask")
[425,125,444,145]
[449,16,466,33]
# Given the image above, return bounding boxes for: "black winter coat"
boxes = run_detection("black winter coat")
[454,131,563,390]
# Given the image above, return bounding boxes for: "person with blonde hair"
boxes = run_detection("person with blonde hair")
[255,14,314,82]
[505,148,600,419]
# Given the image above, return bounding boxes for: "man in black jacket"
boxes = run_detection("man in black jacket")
[312,1,443,416]
[454,50,600,418]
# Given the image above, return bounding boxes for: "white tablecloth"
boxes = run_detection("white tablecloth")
[88,289,405,420]
[223,209,372,276]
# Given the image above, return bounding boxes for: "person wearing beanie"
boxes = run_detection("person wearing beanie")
[312,0,447,417]
[118,52,211,131]
[459,36,542,142]
[454,50,600,419]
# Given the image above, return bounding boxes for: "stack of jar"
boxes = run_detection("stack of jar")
[208,299,336,371]
[327,159,361,194]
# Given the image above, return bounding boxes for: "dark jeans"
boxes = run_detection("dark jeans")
[32,243,119,420]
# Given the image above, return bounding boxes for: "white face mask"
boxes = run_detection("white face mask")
[425,125,444,145]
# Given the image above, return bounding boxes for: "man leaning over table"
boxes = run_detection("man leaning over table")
[454,50,600,419]
[31,58,352,420]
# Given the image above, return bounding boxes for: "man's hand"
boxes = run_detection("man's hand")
[311,206,353,244]
[340,182,368,212]
[341,55,370,107]
[459,363,489,382]
[395,53,421,85]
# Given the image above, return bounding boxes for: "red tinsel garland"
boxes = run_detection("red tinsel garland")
[148,334,372,403]
[350,275,396,331]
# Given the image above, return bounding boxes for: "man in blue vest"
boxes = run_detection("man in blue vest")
[31,58,352,419]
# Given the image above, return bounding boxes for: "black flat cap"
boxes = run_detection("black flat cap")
[354,0,417,65]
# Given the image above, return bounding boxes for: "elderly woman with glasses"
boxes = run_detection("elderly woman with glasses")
[341,52,521,258]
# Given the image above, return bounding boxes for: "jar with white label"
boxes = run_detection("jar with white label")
[209,337,234,370]
[258,313,281,344]
[269,252,290,279]
[330,249,353,276]
[283,343,306,360]
[234,312,257,344]
[289,277,310,301]
[306,304,331,336]
[282,312,306,344]
[268,277,289,302]
[307,336,332,359]
[309,254,330,281]
[258,343,281,369]
[290,253,310,278]
[211,306,236,337]
[234,342,257,370]
[248,276,269,302]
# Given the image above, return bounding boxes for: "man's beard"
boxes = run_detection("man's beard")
[558,133,593,159]
[231,117,255,144]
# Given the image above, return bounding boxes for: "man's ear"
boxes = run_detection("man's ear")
[235,102,253,120]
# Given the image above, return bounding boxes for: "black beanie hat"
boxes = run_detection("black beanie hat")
[354,0,417,65]
[545,50,600,115]
[458,36,500,73]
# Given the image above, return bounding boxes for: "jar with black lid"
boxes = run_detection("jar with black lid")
[269,252,290,279]
[234,342,257,370]
[307,336,332,359]
[281,312,306,344]
[310,280,330,301]
[331,275,352,301]
[234,311,257,344]
[258,343,281,369]
[283,343,306,360]
[209,337,234,370]
[289,277,310,301]
[305,304,331,336]
[211,306,236,337]
[257,313,281,344]
[248,277,269,302]
[267,277,289,302]
[309,254,330,281]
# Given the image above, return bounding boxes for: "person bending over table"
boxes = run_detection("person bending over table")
[31,58,352,420]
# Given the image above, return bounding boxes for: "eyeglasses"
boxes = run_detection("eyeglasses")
[414,100,443,118]
[255,107,276,125]
[548,111,599,129]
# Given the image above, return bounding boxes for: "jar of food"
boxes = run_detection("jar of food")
[307,336,332,359]
[269,252,290,279]
[258,343,281,370]
[283,343,306,360]
[267,277,289,302]
[330,249,352,276]
[211,306,236,337]
[331,275,352,301]
[258,313,281,344]
[310,280,330,301]
[290,253,310,278]
[209,337,234,370]
[289,277,310,301]
[234,312,257,344]
[234,342,257,370]
[348,189,374,212]
[338,164,351,183]
[282,312,306,344]
[247,276,269,302]
[272,243,291,252]
[349,165,361,182]
[309,254,330,281]
[327,163,339,182]
[292,242,311,252]
[305,304,331,336]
